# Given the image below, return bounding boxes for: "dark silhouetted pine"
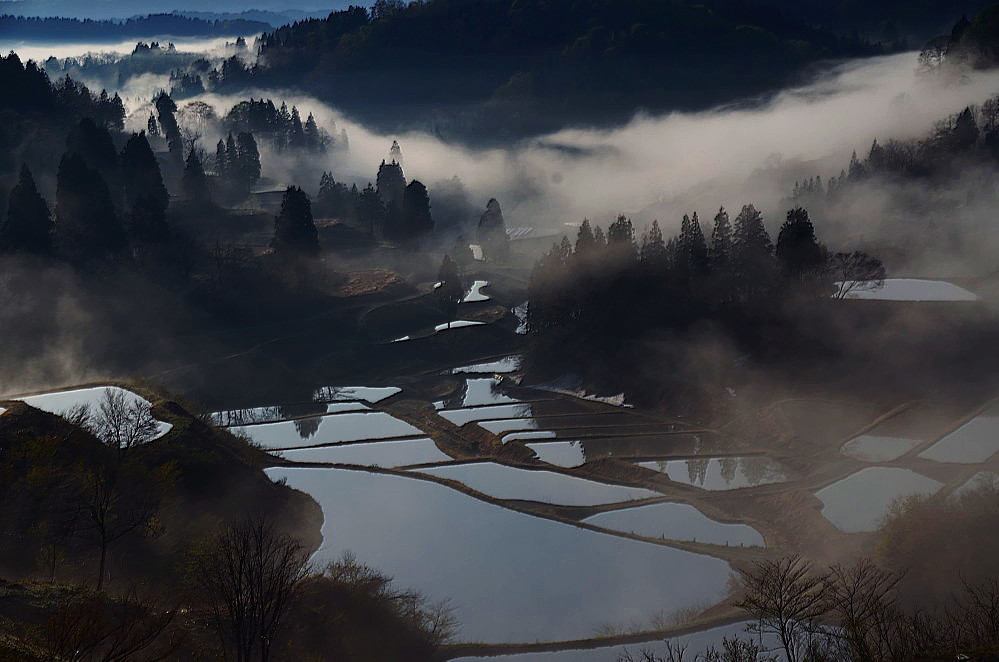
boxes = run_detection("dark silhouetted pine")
[376,159,406,211]
[1,164,53,254]
[271,186,319,257]
[478,198,509,261]
[120,132,168,213]
[154,91,183,171]
[776,207,824,282]
[55,152,127,260]
[710,206,732,269]
[400,180,434,242]
[182,148,211,206]
[357,183,383,236]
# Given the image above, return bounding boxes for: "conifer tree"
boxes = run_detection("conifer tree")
[776,207,824,282]
[575,219,596,257]
[607,215,637,262]
[376,159,406,210]
[401,180,434,241]
[271,186,319,256]
[182,148,211,206]
[304,113,321,151]
[146,113,159,137]
[640,219,666,264]
[215,139,228,180]
[357,183,383,236]
[1,164,53,254]
[235,132,261,188]
[67,118,121,197]
[478,198,510,261]
[120,132,168,213]
[154,91,183,171]
[55,152,127,260]
[710,206,732,269]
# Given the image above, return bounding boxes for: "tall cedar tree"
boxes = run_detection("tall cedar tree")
[66,118,121,197]
[376,160,406,210]
[182,148,211,206]
[436,254,464,328]
[776,207,824,281]
[401,179,434,241]
[235,132,261,187]
[710,206,732,268]
[55,152,126,260]
[478,198,509,261]
[1,164,53,254]
[154,92,183,171]
[271,186,319,256]
[120,132,168,209]
[357,183,383,236]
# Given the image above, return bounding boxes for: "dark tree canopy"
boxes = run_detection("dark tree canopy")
[120,132,168,212]
[1,164,53,254]
[399,179,434,242]
[376,159,406,211]
[182,148,211,206]
[271,186,320,257]
[478,198,509,261]
[55,152,127,261]
[776,207,824,282]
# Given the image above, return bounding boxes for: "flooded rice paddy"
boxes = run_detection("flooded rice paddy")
[236,411,424,449]
[816,467,943,532]
[637,457,789,490]
[273,437,451,467]
[917,413,999,464]
[526,441,586,467]
[841,434,922,462]
[417,462,658,505]
[14,386,173,439]
[583,503,765,546]
[264,467,730,643]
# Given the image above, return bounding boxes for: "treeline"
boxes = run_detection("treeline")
[0,13,269,40]
[222,98,342,153]
[200,0,883,136]
[526,207,883,373]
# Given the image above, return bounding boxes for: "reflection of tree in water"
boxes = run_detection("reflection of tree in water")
[740,457,781,486]
[686,458,709,486]
[293,416,322,440]
[278,401,328,440]
[441,379,469,409]
[719,457,738,486]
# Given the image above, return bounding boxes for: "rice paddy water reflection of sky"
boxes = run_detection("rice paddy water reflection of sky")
[816,467,943,532]
[264,467,730,643]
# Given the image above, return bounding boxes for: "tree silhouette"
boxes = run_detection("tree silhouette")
[120,132,168,216]
[55,152,127,261]
[709,206,732,269]
[776,207,824,282]
[376,159,406,211]
[271,186,319,257]
[182,147,211,206]
[1,164,53,254]
[478,198,509,261]
[400,179,434,242]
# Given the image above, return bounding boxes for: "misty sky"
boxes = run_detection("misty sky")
[0,0,349,19]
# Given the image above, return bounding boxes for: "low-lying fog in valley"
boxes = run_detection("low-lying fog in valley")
[4,3,999,660]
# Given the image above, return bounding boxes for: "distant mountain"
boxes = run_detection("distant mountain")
[173,9,333,29]
[0,13,271,40]
[0,0,346,20]
[215,0,884,139]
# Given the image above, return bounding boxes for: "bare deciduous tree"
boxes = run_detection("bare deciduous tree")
[188,517,311,662]
[734,555,829,662]
[33,588,182,662]
[70,389,166,590]
[826,559,905,661]
[828,252,886,299]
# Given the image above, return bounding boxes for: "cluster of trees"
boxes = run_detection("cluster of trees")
[0,13,269,40]
[223,98,341,153]
[314,156,435,245]
[204,0,886,136]
[792,101,995,212]
[528,206,881,350]
[0,118,175,262]
[212,131,261,201]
